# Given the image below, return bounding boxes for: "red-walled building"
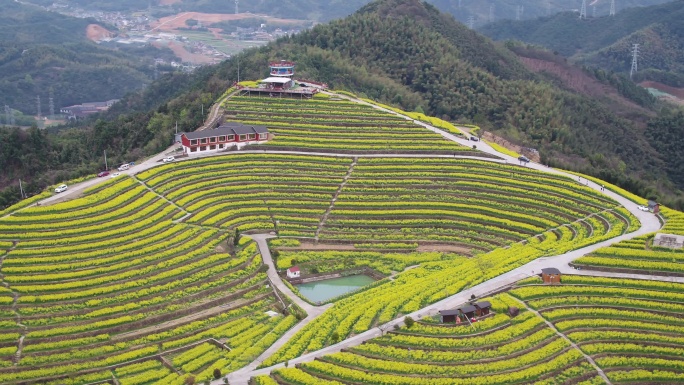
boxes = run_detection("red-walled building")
[179,122,269,155]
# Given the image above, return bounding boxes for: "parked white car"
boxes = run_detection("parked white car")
[110,173,121,178]
[163,156,175,163]
[54,184,67,193]
[637,205,649,212]
[118,164,130,171]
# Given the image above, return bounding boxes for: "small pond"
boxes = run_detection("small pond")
[295,274,375,303]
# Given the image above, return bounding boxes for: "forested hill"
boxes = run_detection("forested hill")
[1,0,682,210]
[478,0,684,86]
[0,2,174,115]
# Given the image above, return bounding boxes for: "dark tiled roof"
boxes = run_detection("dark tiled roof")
[183,123,268,140]
[439,309,461,316]
[648,200,658,207]
[541,267,561,275]
[459,305,477,314]
[474,301,491,309]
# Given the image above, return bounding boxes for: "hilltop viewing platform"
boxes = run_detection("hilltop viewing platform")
[236,60,325,98]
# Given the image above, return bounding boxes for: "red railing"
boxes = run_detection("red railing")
[269,61,296,67]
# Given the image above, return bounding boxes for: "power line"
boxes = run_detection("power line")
[630,43,639,79]
[610,0,616,16]
[579,0,587,19]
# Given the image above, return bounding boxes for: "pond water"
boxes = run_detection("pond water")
[295,274,376,303]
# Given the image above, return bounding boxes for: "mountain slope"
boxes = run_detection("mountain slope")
[1,0,682,210]
[478,0,684,85]
[0,2,174,115]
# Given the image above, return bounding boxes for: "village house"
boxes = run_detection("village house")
[286,266,300,279]
[179,122,269,155]
[541,267,562,284]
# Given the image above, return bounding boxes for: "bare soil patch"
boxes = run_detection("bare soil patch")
[151,12,305,32]
[517,56,653,120]
[639,81,684,99]
[86,24,114,42]
[152,40,214,64]
[416,244,472,254]
[297,242,356,251]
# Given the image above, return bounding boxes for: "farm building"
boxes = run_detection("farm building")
[648,200,660,214]
[474,301,492,316]
[286,266,301,279]
[653,233,684,249]
[179,122,268,155]
[541,268,562,284]
[438,309,460,323]
[236,60,320,98]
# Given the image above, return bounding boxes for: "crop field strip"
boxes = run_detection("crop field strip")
[320,157,623,251]
[512,275,684,383]
[574,207,684,275]
[264,293,605,385]
[138,154,354,237]
[0,176,298,383]
[222,96,483,153]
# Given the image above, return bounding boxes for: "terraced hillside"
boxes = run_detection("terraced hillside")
[222,94,480,154]
[258,274,684,384]
[1,88,678,384]
[574,208,684,275]
[258,292,607,385]
[0,176,296,384]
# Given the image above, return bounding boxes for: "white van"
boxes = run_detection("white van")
[117,164,130,171]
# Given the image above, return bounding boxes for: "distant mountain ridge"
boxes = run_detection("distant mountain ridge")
[25,0,676,22]
[478,0,684,86]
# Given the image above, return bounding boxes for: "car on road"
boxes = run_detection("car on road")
[97,171,110,177]
[163,156,175,163]
[637,205,649,212]
[470,136,480,141]
[54,184,67,193]
[518,155,530,163]
[118,164,130,171]
[110,173,121,178]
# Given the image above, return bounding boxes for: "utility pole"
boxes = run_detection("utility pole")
[175,121,178,134]
[4,105,9,126]
[489,4,495,23]
[467,15,475,29]
[610,0,616,16]
[579,0,587,19]
[36,95,41,118]
[630,43,639,79]
[237,56,240,83]
[104,150,108,171]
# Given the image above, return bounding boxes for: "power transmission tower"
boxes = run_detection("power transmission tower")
[489,4,495,23]
[458,0,462,9]
[546,0,551,16]
[4,105,9,126]
[516,5,523,20]
[610,0,616,16]
[36,95,41,118]
[234,0,238,14]
[592,5,596,17]
[48,89,55,119]
[630,43,639,79]
[579,0,587,19]
[467,15,475,29]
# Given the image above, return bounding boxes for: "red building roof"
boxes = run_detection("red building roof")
[287,266,300,272]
